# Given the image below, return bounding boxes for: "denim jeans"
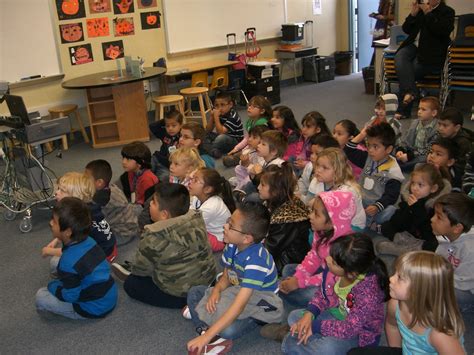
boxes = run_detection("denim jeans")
[187,285,259,340]
[35,287,86,320]
[455,288,474,313]
[280,264,317,309]
[203,132,239,156]
[365,205,397,227]
[282,310,359,355]
[151,155,170,182]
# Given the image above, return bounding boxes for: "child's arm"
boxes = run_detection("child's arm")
[187,287,254,354]
[343,129,369,169]
[430,329,465,355]
[42,238,62,257]
[228,135,248,155]
[211,110,229,135]
[130,235,159,277]
[385,299,402,347]
[374,179,402,213]
[206,109,217,132]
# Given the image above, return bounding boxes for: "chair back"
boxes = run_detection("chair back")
[456,14,474,39]
[191,71,209,87]
[385,25,408,53]
[210,67,229,90]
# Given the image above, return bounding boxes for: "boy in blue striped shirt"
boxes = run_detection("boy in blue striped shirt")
[186,202,282,354]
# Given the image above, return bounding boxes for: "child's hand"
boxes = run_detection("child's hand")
[253,164,263,175]
[290,312,313,345]
[407,194,418,206]
[227,149,237,156]
[212,108,220,120]
[240,154,250,167]
[365,205,379,216]
[294,159,307,170]
[46,238,59,248]
[187,333,213,355]
[42,246,56,258]
[279,276,299,294]
[206,288,221,314]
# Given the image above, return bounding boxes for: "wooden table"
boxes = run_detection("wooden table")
[62,67,165,148]
[159,59,238,95]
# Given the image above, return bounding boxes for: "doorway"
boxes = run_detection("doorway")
[349,0,379,72]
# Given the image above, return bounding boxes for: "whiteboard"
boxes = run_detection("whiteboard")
[0,0,62,83]
[162,0,285,54]
[448,0,474,16]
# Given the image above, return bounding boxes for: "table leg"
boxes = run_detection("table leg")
[293,59,297,84]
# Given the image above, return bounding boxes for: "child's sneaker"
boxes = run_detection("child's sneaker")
[111,261,132,281]
[188,328,233,354]
[182,305,192,320]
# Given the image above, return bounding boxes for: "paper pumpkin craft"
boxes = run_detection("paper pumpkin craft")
[59,23,84,43]
[88,0,111,13]
[114,17,135,36]
[69,44,93,65]
[87,18,110,37]
[56,0,86,20]
[102,40,124,60]
[113,0,134,14]
[137,0,157,9]
[140,11,161,30]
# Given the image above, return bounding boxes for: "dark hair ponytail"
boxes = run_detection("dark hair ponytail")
[330,233,390,301]
[199,168,236,212]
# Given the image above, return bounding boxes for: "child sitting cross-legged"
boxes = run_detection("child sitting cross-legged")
[179,122,215,168]
[378,163,451,255]
[42,172,117,263]
[85,159,139,244]
[270,105,301,161]
[112,183,217,308]
[282,233,389,354]
[188,168,235,252]
[366,93,402,144]
[36,197,117,319]
[185,202,283,354]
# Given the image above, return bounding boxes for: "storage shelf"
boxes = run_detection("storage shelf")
[88,96,114,104]
[91,116,117,126]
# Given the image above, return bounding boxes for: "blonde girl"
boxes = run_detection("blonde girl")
[188,168,235,252]
[42,172,117,262]
[386,251,465,354]
[169,147,205,186]
[309,148,366,230]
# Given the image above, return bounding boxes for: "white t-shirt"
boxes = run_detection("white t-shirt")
[190,195,231,241]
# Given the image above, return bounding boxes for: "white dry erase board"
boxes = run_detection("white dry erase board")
[162,0,286,54]
[0,0,62,83]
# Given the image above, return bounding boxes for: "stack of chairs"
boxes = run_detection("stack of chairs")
[440,14,474,110]
[380,25,442,95]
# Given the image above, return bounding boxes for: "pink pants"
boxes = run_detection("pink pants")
[207,232,225,252]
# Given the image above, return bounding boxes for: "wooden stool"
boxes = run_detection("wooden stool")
[152,94,185,121]
[48,104,90,149]
[179,87,212,128]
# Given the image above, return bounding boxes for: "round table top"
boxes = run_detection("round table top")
[62,66,166,89]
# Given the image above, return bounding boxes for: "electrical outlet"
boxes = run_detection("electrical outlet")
[143,81,150,94]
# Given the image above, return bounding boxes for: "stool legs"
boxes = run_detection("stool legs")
[73,110,90,143]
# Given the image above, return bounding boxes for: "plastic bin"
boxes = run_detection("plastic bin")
[334,51,353,75]
[362,66,375,94]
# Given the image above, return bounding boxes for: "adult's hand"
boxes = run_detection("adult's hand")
[419,3,432,14]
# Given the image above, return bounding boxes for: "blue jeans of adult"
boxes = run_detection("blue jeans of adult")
[282,310,359,355]
[187,285,259,340]
[280,264,317,309]
[455,288,474,313]
[36,287,86,319]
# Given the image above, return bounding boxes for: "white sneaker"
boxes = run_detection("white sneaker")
[182,305,192,320]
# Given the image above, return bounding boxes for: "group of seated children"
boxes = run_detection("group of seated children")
[35,92,473,355]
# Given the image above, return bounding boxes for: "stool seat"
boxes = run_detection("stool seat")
[152,95,184,104]
[48,104,78,115]
[180,87,209,95]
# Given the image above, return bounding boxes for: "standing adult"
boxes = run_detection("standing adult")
[370,0,396,64]
[394,0,455,117]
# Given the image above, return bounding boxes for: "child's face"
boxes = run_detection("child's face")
[366,137,392,162]
[214,98,233,116]
[417,102,437,122]
[437,120,460,138]
[374,103,386,120]
[122,157,140,173]
[150,195,165,222]
[427,144,454,169]
[410,173,437,200]
[188,171,206,199]
[309,198,332,232]
[169,159,191,179]
[257,140,275,161]
[271,110,284,129]
[325,256,345,277]
[333,123,351,148]
[431,204,456,239]
[301,122,319,139]
[389,272,410,301]
[315,156,336,184]
[257,179,272,201]
[49,213,72,245]
[165,118,182,137]
[247,103,264,119]
[223,210,249,246]
[248,134,261,149]
[55,183,71,201]
[178,128,199,149]
[310,144,324,166]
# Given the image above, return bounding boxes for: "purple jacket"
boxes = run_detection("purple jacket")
[307,273,385,347]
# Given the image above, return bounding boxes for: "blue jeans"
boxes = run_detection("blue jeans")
[365,205,397,227]
[282,310,359,355]
[280,264,317,309]
[36,287,86,320]
[187,285,259,340]
[151,155,170,182]
[455,288,474,313]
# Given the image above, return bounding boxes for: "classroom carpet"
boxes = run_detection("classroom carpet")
[1,73,473,354]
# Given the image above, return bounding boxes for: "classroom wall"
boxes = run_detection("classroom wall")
[0,0,347,119]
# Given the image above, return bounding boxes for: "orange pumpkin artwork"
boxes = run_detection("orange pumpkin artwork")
[113,17,134,36]
[113,0,134,14]
[102,40,124,60]
[88,0,111,13]
[60,23,84,43]
[87,18,110,38]
[140,11,161,30]
[56,0,85,20]
[69,44,93,65]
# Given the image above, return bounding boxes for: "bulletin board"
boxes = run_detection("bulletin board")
[162,0,286,54]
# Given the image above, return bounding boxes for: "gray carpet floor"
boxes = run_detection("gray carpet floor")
[1,74,472,354]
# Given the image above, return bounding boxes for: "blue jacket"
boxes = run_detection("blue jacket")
[48,237,117,318]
